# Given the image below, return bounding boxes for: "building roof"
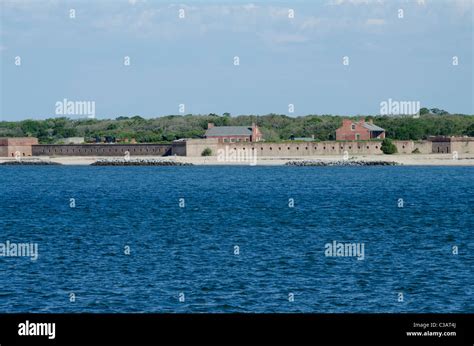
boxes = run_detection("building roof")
[362,122,385,132]
[205,126,253,137]
[292,137,314,142]
[428,136,474,142]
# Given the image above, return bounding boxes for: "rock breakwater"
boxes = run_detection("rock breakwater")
[285,160,400,167]
[91,159,193,166]
[1,160,61,165]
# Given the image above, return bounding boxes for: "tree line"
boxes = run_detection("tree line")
[0,112,473,144]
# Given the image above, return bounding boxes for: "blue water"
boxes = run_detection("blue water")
[0,166,472,313]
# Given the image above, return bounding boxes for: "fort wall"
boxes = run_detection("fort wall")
[430,137,474,154]
[32,144,171,156]
[181,139,432,157]
[0,137,39,157]
[3,136,471,158]
[182,138,220,157]
[452,139,474,154]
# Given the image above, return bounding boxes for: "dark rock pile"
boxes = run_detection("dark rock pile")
[91,159,193,166]
[1,160,61,165]
[285,160,400,167]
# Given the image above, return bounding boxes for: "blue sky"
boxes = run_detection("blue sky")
[0,0,472,120]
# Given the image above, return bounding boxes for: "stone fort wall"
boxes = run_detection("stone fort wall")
[182,139,432,157]
[0,137,39,157]
[431,138,474,154]
[20,138,473,158]
[452,140,474,154]
[32,144,172,156]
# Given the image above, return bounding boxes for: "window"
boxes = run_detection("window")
[356,134,360,140]
[351,124,356,131]
[224,139,229,143]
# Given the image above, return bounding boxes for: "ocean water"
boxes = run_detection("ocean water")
[0,166,472,313]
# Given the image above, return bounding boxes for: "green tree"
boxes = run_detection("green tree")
[201,148,212,156]
[466,123,474,137]
[419,108,430,115]
[381,138,398,154]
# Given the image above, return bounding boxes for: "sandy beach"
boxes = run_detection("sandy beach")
[1,154,474,166]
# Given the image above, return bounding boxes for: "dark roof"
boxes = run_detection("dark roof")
[292,137,314,142]
[205,126,252,137]
[362,123,385,132]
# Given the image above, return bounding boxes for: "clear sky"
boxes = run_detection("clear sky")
[0,0,472,120]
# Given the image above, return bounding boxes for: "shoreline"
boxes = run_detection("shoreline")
[1,154,474,166]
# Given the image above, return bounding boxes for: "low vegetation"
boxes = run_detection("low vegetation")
[201,148,212,156]
[381,138,398,154]
[1,110,473,144]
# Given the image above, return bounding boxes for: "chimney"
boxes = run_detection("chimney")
[311,134,315,140]
[251,122,259,142]
[368,119,373,124]
[207,122,214,129]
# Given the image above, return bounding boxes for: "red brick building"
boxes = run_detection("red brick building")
[0,137,39,157]
[204,123,262,143]
[336,119,385,141]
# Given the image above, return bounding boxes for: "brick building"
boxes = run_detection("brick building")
[336,119,385,141]
[0,137,39,157]
[204,123,262,143]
